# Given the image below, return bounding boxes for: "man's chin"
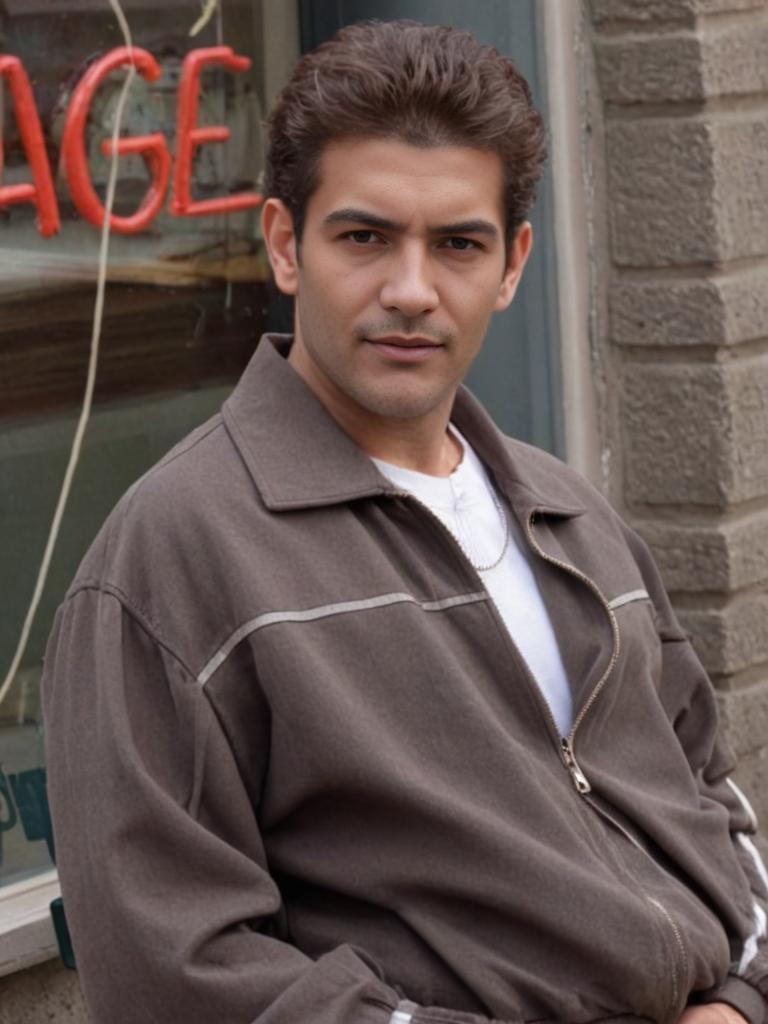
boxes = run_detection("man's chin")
[353,387,455,423]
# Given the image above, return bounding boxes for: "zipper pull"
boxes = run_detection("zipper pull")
[561,737,591,794]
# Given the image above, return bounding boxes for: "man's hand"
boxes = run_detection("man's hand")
[679,1003,750,1024]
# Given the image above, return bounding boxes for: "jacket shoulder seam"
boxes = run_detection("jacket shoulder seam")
[64,579,197,681]
[121,415,225,510]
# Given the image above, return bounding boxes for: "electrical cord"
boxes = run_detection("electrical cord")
[0,0,135,711]
[191,0,220,37]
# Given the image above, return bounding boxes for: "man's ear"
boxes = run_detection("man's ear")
[494,222,533,312]
[261,198,300,296]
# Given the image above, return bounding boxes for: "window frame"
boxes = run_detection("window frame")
[0,0,597,981]
[0,869,60,977]
[0,0,299,975]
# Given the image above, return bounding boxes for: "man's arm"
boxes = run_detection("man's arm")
[42,586,512,1024]
[629,528,768,1024]
[668,629,768,1024]
[42,586,400,1024]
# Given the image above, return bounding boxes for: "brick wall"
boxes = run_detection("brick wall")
[589,0,768,825]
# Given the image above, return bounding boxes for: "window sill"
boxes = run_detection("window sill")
[0,870,60,978]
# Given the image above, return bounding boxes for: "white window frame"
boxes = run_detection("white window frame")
[0,0,595,985]
[540,0,601,486]
[0,870,61,977]
[0,0,302,982]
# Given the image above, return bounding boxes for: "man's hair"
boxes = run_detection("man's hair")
[266,20,547,246]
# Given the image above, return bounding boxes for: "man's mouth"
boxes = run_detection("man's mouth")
[365,335,444,363]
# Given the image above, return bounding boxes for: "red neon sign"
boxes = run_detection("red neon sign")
[62,47,171,235]
[0,56,61,237]
[0,45,263,237]
[172,47,263,219]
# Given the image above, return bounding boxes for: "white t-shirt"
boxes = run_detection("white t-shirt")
[372,429,573,737]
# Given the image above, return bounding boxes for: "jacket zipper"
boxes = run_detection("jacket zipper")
[524,511,620,795]
[647,897,687,1017]
[587,795,694,1021]
[391,491,685,1018]
[391,491,618,793]
[392,491,574,754]
[525,511,688,1017]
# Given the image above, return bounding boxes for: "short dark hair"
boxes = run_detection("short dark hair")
[266,20,547,246]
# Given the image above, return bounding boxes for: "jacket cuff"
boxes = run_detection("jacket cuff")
[410,1008,505,1023]
[701,975,766,1024]
[390,1001,418,1023]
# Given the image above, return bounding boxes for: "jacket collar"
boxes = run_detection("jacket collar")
[223,335,586,521]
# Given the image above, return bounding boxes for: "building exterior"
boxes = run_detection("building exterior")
[0,0,766,1018]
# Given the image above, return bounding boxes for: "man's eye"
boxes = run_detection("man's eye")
[444,237,478,252]
[346,230,379,244]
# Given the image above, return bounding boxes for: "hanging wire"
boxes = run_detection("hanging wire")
[190,0,220,38]
[215,0,234,315]
[0,0,136,710]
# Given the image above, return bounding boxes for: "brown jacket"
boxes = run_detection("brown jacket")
[43,336,768,1024]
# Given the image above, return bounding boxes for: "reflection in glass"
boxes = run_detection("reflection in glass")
[0,0,297,887]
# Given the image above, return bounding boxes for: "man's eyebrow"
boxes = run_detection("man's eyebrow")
[324,208,405,231]
[433,219,499,239]
[323,209,500,240]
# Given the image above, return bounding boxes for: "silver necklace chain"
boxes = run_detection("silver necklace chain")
[451,485,510,573]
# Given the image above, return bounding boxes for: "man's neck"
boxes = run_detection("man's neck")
[308,375,462,476]
[319,392,462,477]
[286,340,464,477]
[365,424,463,478]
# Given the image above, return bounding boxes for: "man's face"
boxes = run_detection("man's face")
[262,137,531,441]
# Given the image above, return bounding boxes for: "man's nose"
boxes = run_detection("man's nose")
[378,245,439,318]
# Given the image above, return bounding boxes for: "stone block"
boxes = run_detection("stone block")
[636,513,768,593]
[610,265,768,348]
[606,120,718,266]
[607,115,768,267]
[636,521,730,592]
[592,0,765,22]
[612,279,725,348]
[729,362,768,502]
[625,360,768,507]
[694,0,767,13]
[678,592,768,675]
[713,118,768,263]
[702,15,768,97]
[725,517,768,589]
[592,0,692,22]
[595,33,703,105]
[623,363,732,506]
[724,267,768,346]
[595,17,768,104]
[718,679,768,756]
[0,958,89,1023]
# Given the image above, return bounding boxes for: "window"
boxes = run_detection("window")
[0,0,298,909]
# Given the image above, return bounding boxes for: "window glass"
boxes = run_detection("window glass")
[0,0,297,888]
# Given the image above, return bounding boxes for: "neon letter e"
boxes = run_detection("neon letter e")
[171,47,263,218]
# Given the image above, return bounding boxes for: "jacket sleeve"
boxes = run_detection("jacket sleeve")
[629,530,768,1024]
[42,586,512,1024]
[42,586,400,1024]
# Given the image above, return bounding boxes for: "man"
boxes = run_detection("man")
[43,20,768,1024]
